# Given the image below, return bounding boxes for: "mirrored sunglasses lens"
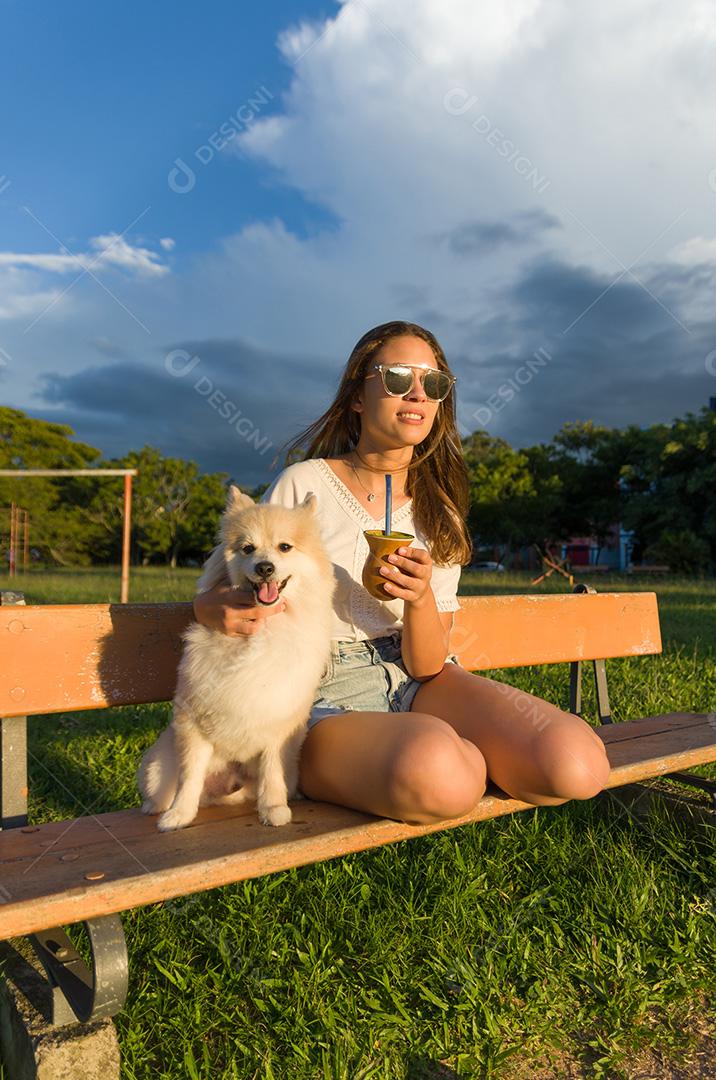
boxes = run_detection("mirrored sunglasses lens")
[383,366,414,394]
[423,371,452,400]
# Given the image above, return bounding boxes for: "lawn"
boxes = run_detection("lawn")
[1,567,714,1079]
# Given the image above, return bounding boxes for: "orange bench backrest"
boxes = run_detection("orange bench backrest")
[0,593,662,719]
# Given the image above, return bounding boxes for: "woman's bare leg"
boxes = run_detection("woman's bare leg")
[298,710,488,825]
[410,665,612,806]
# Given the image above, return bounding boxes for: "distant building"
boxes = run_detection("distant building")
[559,522,634,570]
[503,522,634,571]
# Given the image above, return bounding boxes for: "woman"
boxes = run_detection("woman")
[193,321,611,825]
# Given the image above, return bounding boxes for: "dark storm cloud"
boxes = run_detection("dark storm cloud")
[437,208,561,255]
[510,255,663,337]
[31,258,716,478]
[451,256,716,448]
[36,338,338,487]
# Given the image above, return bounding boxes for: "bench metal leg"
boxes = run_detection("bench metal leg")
[1,592,29,831]
[659,770,716,807]
[569,658,613,725]
[592,658,613,723]
[570,584,613,724]
[0,715,28,829]
[27,916,129,1027]
[0,937,122,1077]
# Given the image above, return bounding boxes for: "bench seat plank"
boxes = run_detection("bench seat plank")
[0,713,713,941]
[596,712,716,776]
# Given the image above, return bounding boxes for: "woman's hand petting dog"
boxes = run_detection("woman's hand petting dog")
[193,582,287,637]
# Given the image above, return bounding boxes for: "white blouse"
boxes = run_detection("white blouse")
[259,457,463,643]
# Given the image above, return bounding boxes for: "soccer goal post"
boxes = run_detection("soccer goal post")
[0,469,137,602]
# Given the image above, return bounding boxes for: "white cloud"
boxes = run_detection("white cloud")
[0,250,87,273]
[670,236,716,265]
[186,0,716,439]
[0,234,170,280]
[6,0,716,455]
[88,233,170,276]
[0,279,66,320]
[276,16,335,64]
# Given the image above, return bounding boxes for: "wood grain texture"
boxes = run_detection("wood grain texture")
[1,713,713,941]
[452,592,662,670]
[0,592,662,718]
[0,602,193,718]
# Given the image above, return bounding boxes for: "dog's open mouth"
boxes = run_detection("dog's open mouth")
[251,577,290,606]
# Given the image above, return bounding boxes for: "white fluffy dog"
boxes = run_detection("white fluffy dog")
[137,485,335,829]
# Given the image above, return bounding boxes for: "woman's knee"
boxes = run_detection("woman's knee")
[387,715,488,823]
[533,722,611,801]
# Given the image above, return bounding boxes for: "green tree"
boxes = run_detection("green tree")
[544,420,623,563]
[0,407,103,566]
[85,446,231,567]
[461,431,560,563]
[619,408,716,571]
[179,469,235,563]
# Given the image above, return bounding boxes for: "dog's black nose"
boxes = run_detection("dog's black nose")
[254,561,275,578]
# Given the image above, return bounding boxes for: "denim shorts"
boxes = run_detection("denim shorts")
[308,631,462,730]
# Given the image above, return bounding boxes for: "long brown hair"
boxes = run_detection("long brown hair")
[272,321,472,567]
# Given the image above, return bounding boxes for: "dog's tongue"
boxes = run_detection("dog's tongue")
[258,581,279,604]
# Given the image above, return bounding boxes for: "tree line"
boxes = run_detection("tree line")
[1,405,714,573]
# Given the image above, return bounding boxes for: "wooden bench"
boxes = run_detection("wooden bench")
[1,585,715,1063]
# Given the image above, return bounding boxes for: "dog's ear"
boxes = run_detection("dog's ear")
[226,483,255,511]
[299,492,318,515]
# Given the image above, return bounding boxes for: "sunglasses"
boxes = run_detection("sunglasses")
[364,363,456,402]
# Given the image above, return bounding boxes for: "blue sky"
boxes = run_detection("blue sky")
[1,1,336,253]
[2,0,716,486]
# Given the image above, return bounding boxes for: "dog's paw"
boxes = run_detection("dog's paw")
[143,796,175,814]
[258,803,292,827]
[157,807,193,832]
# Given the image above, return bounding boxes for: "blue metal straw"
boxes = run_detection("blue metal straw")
[385,473,392,536]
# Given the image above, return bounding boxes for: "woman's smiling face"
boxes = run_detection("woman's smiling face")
[352,335,441,447]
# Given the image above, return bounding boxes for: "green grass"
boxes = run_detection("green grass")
[1,567,715,1079]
